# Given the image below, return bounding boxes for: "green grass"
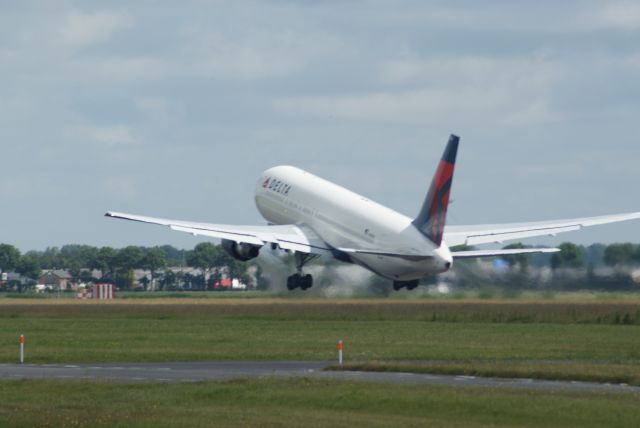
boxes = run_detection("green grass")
[2,299,640,426]
[0,301,638,363]
[330,360,640,386]
[6,289,640,301]
[0,378,639,427]
[1,300,640,383]
[117,290,274,299]
[3,298,640,323]
[6,317,640,364]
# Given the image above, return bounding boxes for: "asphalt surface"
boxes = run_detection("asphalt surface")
[1,361,638,393]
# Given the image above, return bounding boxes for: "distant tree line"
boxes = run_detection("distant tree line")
[0,242,256,291]
[452,242,640,292]
[498,242,640,270]
[3,241,640,293]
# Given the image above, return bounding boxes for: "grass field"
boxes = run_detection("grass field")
[2,298,640,427]
[6,289,640,301]
[0,378,639,428]
[1,299,640,384]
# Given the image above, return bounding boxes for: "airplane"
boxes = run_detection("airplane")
[105,135,640,291]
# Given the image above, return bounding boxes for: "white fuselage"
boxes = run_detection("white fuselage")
[254,166,452,281]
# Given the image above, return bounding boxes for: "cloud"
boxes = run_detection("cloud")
[1,1,639,250]
[379,56,558,88]
[275,89,557,127]
[71,57,174,83]
[598,1,640,30]
[0,177,24,199]
[61,10,132,48]
[275,54,561,126]
[68,125,139,147]
[383,2,640,33]
[0,175,67,200]
[193,33,303,79]
[103,176,138,201]
[0,47,16,66]
[184,29,341,80]
[53,27,335,85]
[134,96,171,116]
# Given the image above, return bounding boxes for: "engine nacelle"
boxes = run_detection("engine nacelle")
[221,239,262,262]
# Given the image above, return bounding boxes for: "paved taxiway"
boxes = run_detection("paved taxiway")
[1,361,638,393]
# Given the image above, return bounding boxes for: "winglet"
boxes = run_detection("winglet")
[413,134,459,246]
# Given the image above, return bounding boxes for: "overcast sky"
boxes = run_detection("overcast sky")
[1,1,640,251]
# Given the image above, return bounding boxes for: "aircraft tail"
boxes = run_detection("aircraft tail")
[412,134,459,246]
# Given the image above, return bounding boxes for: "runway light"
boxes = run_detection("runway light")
[338,340,343,365]
[19,334,24,364]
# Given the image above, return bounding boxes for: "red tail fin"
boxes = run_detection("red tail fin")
[412,135,459,246]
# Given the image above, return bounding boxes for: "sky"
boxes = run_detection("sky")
[1,0,640,251]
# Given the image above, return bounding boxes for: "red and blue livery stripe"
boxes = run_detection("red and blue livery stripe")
[412,134,459,246]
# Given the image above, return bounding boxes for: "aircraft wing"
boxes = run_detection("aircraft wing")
[444,212,640,247]
[105,211,333,255]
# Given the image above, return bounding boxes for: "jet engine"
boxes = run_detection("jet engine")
[221,239,262,261]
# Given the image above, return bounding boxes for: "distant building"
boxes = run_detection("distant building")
[165,267,204,276]
[80,269,104,281]
[133,269,151,283]
[38,270,73,290]
[215,278,233,289]
[0,271,23,289]
[93,283,115,299]
[214,277,247,290]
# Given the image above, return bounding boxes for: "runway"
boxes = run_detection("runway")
[1,361,638,393]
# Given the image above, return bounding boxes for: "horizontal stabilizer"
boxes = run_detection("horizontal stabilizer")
[445,212,640,247]
[451,248,560,259]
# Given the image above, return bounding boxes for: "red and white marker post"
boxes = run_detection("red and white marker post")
[338,340,343,365]
[19,334,24,364]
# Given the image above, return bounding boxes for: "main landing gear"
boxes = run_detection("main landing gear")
[287,273,313,290]
[286,252,316,291]
[393,280,419,291]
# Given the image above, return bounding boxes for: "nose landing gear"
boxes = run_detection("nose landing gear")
[286,252,317,291]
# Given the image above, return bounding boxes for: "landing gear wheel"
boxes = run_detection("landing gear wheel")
[300,274,313,290]
[285,252,317,291]
[287,274,301,290]
[393,280,419,291]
